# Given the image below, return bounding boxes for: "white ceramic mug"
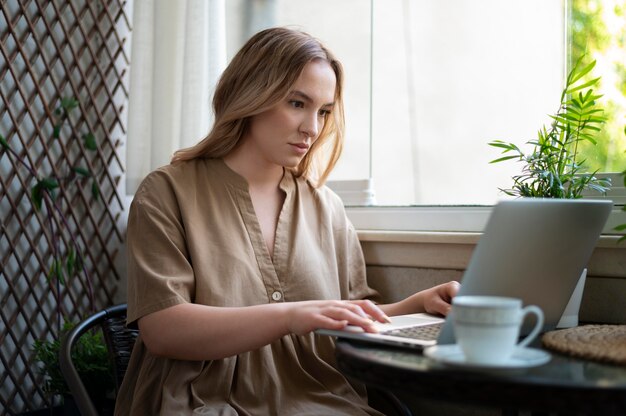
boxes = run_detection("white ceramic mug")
[452,296,544,365]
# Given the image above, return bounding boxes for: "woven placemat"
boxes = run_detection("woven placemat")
[542,325,626,365]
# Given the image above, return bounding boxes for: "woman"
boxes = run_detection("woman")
[116,27,459,415]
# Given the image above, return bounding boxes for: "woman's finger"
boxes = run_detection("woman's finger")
[352,299,391,323]
[323,305,378,331]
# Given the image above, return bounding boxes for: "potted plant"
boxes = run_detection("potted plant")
[32,322,115,415]
[488,57,611,327]
[488,57,611,199]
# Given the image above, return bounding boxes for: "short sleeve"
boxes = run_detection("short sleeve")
[320,186,380,303]
[126,172,195,326]
[345,222,381,302]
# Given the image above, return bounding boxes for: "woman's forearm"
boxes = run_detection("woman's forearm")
[379,291,426,317]
[138,299,387,360]
[379,281,460,317]
[139,303,292,360]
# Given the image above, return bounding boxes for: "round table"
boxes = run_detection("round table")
[336,340,626,415]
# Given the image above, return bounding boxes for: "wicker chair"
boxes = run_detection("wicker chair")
[59,304,410,416]
[59,304,138,416]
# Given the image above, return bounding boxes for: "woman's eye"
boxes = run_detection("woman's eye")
[289,100,304,108]
[318,109,331,118]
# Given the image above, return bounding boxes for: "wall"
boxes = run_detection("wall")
[360,232,626,324]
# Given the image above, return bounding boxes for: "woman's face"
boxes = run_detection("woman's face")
[241,59,337,169]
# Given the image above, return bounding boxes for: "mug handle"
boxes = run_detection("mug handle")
[517,305,544,348]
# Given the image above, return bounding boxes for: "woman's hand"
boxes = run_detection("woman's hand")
[419,281,461,316]
[284,299,391,335]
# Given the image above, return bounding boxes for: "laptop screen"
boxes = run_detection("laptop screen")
[437,198,612,344]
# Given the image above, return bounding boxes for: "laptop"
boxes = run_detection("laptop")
[316,199,613,350]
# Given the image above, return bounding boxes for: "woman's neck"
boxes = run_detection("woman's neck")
[223,148,284,190]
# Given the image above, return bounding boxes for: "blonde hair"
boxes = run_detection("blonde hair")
[171,27,345,186]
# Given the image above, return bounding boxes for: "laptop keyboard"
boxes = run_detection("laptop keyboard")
[381,322,443,341]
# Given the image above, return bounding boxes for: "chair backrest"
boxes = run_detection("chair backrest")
[100,306,139,391]
[59,304,138,416]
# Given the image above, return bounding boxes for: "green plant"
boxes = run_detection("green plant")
[488,58,611,198]
[0,97,99,293]
[33,321,114,402]
[1,97,108,405]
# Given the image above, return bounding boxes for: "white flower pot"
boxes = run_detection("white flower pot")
[556,268,588,328]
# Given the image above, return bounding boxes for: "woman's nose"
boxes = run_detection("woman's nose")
[300,112,319,138]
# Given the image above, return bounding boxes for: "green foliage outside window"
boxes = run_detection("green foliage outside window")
[570,0,626,172]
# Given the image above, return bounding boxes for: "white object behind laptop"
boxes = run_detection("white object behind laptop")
[317,198,612,349]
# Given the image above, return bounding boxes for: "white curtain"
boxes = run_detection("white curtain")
[126,0,226,193]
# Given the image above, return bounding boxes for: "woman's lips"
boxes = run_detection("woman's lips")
[290,143,309,155]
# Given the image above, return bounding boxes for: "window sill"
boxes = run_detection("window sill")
[347,204,626,234]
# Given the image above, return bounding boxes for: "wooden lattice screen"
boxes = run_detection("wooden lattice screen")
[0,1,130,413]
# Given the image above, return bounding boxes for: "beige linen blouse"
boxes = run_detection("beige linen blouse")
[114,158,383,415]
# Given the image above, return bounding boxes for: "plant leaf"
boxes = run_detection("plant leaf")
[569,59,596,84]
[40,177,59,191]
[566,77,601,94]
[60,97,79,112]
[66,247,76,276]
[490,155,520,164]
[53,124,61,138]
[489,140,521,152]
[56,260,65,285]
[46,261,56,282]
[83,132,97,151]
[585,117,607,124]
[31,178,59,207]
[558,112,582,123]
[549,115,570,125]
[47,259,65,285]
[91,179,100,201]
[31,184,43,211]
[580,108,604,116]
[0,134,8,149]
[71,166,91,177]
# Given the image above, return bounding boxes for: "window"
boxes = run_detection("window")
[225,0,626,232]
[368,0,566,205]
